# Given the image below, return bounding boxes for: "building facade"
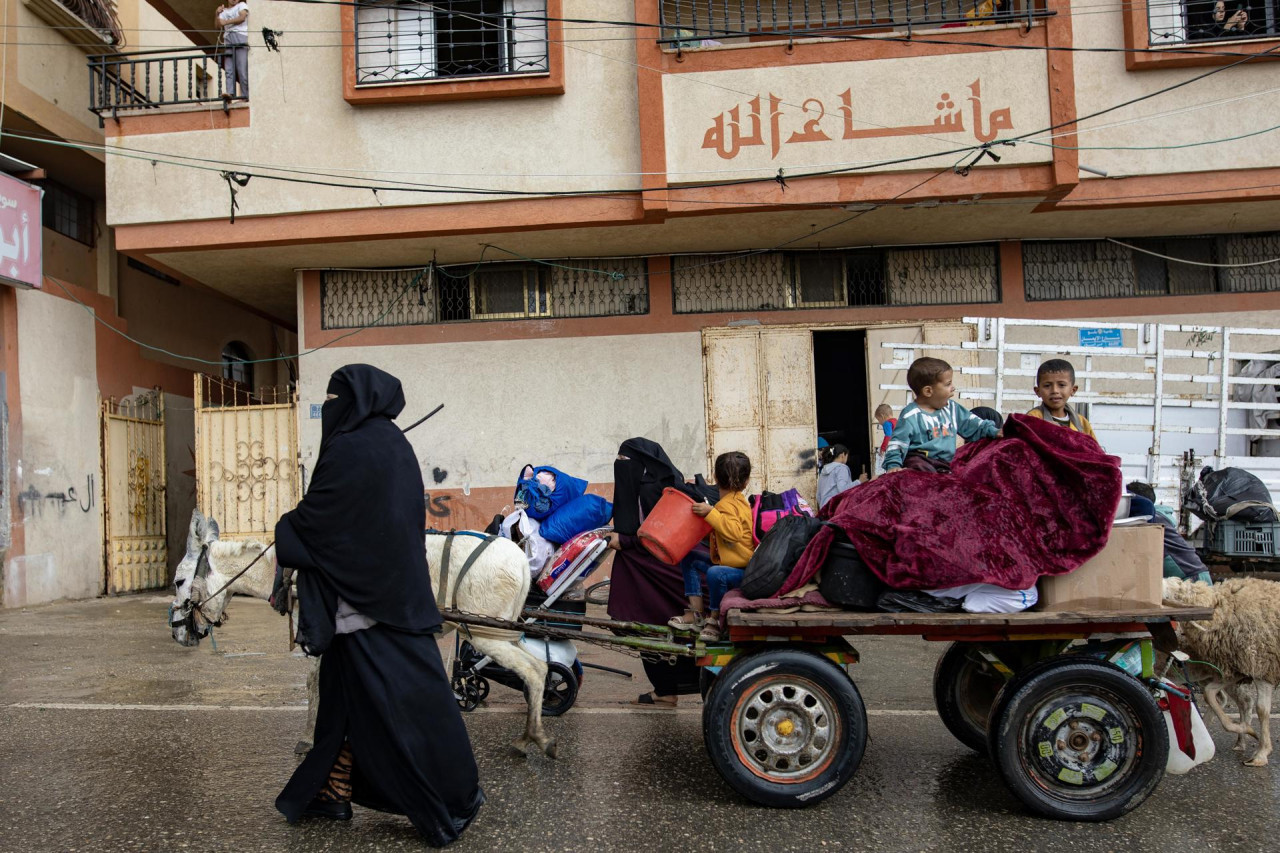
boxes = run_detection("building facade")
[95,0,1280,530]
[0,0,296,607]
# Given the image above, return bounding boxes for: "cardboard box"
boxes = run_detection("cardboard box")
[1037,524,1164,611]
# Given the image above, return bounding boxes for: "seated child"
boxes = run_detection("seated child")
[1026,358,1098,441]
[882,357,1000,474]
[670,451,754,642]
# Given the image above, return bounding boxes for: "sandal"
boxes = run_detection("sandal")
[667,612,705,632]
[698,621,723,643]
[632,692,677,709]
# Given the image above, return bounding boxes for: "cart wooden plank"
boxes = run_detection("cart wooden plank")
[726,604,1213,630]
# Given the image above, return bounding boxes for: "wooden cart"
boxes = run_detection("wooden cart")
[695,605,1213,819]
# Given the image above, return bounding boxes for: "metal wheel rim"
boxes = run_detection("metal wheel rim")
[956,654,1003,733]
[1017,685,1142,801]
[544,669,573,710]
[585,580,611,607]
[732,675,840,783]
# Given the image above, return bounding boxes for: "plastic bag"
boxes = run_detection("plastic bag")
[741,515,826,600]
[499,509,555,578]
[1185,466,1277,523]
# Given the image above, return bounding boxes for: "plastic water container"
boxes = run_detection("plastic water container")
[638,488,712,565]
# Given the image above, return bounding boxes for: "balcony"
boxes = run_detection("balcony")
[88,48,244,127]
[657,0,1052,46]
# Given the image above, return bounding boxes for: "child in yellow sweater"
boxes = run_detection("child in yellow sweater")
[670,451,754,642]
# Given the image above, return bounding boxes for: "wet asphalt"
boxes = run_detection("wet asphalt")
[1,595,1277,852]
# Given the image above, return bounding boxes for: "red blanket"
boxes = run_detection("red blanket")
[779,414,1122,594]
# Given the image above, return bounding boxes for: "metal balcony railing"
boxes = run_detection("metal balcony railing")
[657,0,1050,45]
[1148,0,1280,47]
[88,48,243,126]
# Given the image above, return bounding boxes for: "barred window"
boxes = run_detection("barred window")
[355,0,549,85]
[39,180,95,247]
[672,245,999,314]
[320,259,648,329]
[1221,233,1280,293]
[1022,238,1224,301]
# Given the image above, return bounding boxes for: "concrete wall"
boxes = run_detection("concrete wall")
[296,331,709,522]
[5,290,103,607]
[105,0,643,223]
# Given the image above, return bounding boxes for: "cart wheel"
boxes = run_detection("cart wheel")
[452,672,489,713]
[987,659,1167,821]
[541,661,579,717]
[702,648,867,808]
[584,579,611,607]
[933,642,1006,752]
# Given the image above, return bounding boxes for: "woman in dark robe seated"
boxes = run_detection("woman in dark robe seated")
[272,364,483,846]
[606,438,708,709]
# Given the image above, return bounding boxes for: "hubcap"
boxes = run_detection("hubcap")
[1021,688,1140,799]
[734,677,839,782]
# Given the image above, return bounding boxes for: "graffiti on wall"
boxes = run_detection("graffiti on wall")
[17,475,95,518]
[210,440,297,503]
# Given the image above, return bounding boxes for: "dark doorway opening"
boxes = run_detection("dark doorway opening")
[813,330,871,480]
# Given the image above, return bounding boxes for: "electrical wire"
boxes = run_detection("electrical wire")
[1108,238,1280,267]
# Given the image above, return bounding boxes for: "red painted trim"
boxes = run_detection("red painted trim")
[634,0,669,220]
[341,0,566,104]
[1043,1,1079,189]
[0,287,25,579]
[104,106,249,138]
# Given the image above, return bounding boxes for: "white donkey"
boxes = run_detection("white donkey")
[169,509,557,758]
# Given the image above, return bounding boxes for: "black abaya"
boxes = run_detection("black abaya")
[273,364,482,844]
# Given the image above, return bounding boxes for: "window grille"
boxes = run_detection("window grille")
[1022,238,1229,301]
[320,259,648,329]
[1147,0,1279,47]
[672,245,999,314]
[1221,233,1280,293]
[321,268,435,329]
[355,0,549,85]
[39,180,95,247]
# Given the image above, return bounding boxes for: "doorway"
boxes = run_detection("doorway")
[813,330,872,480]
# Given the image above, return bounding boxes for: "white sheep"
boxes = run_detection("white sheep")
[1163,577,1280,767]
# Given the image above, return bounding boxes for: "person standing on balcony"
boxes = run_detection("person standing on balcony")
[216,1,250,100]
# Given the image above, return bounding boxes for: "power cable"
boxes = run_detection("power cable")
[1108,238,1280,268]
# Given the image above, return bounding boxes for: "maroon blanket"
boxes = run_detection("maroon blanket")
[779,414,1122,594]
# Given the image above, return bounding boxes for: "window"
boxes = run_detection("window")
[319,259,648,329]
[673,245,998,314]
[1022,238,1223,301]
[355,0,549,85]
[222,342,254,389]
[1148,0,1280,46]
[40,181,95,246]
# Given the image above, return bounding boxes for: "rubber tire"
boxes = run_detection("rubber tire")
[987,658,1168,822]
[541,661,579,717]
[933,642,1006,753]
[702,647,867,808]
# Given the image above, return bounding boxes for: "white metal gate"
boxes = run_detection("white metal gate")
[703,327,818,503]
[194,375,299,542]
[102,393,167,593]
[877,318,1280,506]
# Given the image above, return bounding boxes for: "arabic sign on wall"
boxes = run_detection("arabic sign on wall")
[0,173,42,290]
[662,52,1052,181]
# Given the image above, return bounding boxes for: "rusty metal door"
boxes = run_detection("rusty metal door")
[194,375,299,542]
[102,392,167,593]
[703,327,818,503]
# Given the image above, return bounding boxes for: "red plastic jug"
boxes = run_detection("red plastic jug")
[638,488,712,565]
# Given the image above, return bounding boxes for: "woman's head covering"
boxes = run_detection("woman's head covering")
[321,364,406,455]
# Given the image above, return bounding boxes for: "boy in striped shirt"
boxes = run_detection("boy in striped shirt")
[883,357,1001,474]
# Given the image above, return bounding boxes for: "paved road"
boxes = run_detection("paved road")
[1,595,1277,852]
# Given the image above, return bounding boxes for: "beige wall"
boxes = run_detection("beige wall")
[106,0,644,224]
[117,259,293,392]
[5,289,103,607]
[296,332,709,493]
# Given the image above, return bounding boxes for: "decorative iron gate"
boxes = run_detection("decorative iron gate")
[194,375,299,542]
[102,392,167,593]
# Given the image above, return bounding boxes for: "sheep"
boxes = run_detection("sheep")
[1163,577,1280,767]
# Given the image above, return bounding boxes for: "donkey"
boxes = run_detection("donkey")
[169,509,557,758]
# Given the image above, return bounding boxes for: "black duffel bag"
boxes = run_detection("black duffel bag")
[740,514,828,601]
[817,534,883,611]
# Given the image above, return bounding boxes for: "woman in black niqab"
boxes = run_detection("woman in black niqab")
[273,364,483,846]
